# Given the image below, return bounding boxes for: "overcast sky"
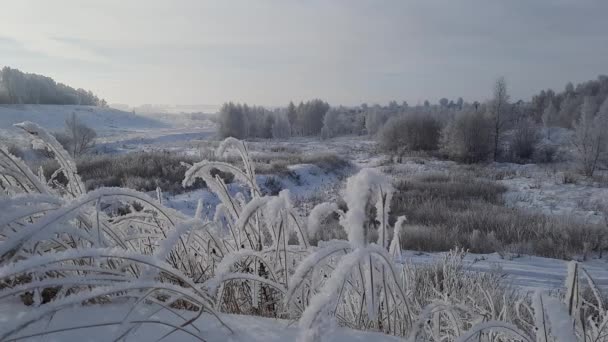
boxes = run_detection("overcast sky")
[1,0,607,107]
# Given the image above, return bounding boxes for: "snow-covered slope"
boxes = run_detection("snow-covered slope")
[0,104,168,135]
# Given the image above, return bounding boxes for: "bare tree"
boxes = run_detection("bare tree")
[572,97,608,176]
[488,77,511,161]
[286,101,297,136]
[542,101,557,140]
[62,113,97,158]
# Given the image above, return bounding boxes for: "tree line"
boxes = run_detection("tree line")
[218,99,330,139]
[0,66,105,106]
[217,74,608,177]
[378,76,608,176]
[218,98,468,140]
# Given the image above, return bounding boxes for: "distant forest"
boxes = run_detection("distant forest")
[0,67,105,106]
[218,75,608,141]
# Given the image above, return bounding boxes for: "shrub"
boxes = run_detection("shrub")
[508,119,540,162]
[532,142,557,163]
[301,152,351,173]
[262,176,283,195]
[378,113,441,153]
[440,110,494,163]
[572,97,608,177]
[75,152,211,193]
[252,151,351,177]
[563,172,578,184]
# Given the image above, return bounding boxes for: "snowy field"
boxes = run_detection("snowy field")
[0,105,168,136]
[175,139,608,292]
[0,105,217,155]
[1,107,607,341]
[84,118,608,293]
[399,250,608,291]
[23,109,605,292]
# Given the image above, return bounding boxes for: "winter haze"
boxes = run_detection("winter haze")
[1,1,608,106]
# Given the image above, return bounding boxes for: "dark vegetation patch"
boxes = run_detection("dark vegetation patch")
[37,149,351,195]
[390,173,607,259]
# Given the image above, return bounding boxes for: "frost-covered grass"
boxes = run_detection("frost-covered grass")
[1,123,607,341]
[390,173,606,259]
[52,151,210,194]
[67,145,349,197]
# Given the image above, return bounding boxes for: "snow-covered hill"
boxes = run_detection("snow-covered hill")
[0,104,168,136]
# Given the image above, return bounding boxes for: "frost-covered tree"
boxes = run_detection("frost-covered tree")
[530,75,608,128]
[218,102,246,139]
[509,118,540,161]
[456,97,464,110]
[271,114,290,139]
[542,101,558,140]
[0,81,9,103]
[565,81,575,95]
[441,110,493,163]
[263,114,275,139]
[56,113,97,158]
[219,100,329,139]
[365,106,392,136]
[572,97,608,176]
[286,101,297,135]
[295,99,330,136]
[488,77,511,161]
[388,100,399,111]
[557,95,580,128]
[320,108,341,139]
[0,66,100,105]
[378,113,441,153]
[321,107,365,138]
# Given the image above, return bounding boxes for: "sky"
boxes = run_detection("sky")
[1,0,608,108]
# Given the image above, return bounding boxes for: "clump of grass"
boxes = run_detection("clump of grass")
[252,151,351,176]
[390,173,605,258]
[563,171,578,184]
[262,176,283,195]
[65,148,352,195]
[37,151,232,194]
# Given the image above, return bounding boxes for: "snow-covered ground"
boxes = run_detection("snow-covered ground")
[2,111,608,341]
[96,127,217,154]
[0,104,168,136]
[133,132,607,288]
[0,302,400,342]
[494,163,608,224]
[165,164,345,217]
[400,250,608,291]
[157,135,608,292]
[5,114,608,294]
[0,104,218,155]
